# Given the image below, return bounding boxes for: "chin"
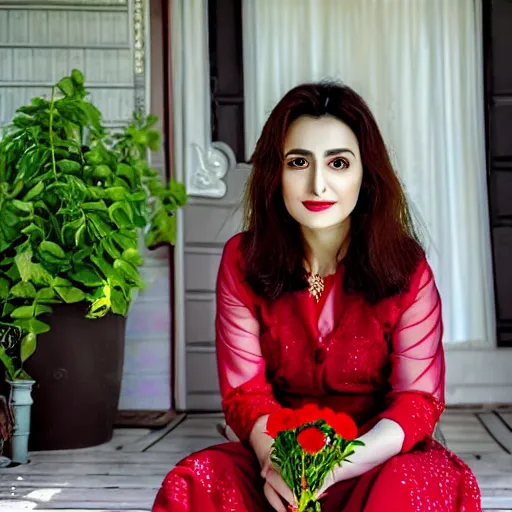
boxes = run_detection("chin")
[294,216,341,232]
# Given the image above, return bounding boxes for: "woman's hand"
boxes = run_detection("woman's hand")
[263,468,296,512]
[250,415,297,511]
[316,419,405,497]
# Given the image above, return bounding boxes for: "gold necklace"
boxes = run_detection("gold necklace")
[307,273,325,303]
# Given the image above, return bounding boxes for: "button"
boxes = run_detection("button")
[318,336,324,343]
[314,348,326,364]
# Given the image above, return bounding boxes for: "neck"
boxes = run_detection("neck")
[301,220,350,277]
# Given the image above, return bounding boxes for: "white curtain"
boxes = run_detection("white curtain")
[242,0,495,345]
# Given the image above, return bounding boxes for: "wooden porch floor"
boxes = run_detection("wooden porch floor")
[0,408,511,511]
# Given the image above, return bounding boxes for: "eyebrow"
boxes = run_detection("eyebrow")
[284,148,356,158]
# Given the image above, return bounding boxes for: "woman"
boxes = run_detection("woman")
[153,83,481,511]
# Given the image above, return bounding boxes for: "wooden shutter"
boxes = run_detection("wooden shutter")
[484,0,512,347]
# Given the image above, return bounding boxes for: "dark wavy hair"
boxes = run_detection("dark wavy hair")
[240,82,424,304]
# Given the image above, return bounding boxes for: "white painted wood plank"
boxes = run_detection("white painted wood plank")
[439,412,482,424]
[0,473,164,489]
[0,460,181,477]
[121,414,187,453]
[446,441,504,454]
[500,412,512,430]
[0,487,157,509]
[460,453,512,475]
[16,452,183,463]
[481,489,512,509]
[148,437,225,454]
[478,413,512,454]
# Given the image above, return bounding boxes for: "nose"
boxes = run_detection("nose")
[312,166,327,196]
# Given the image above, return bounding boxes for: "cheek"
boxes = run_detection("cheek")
[281,173,305,201]
[333,174,362,205]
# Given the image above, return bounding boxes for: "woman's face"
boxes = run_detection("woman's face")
[281,115,363,233]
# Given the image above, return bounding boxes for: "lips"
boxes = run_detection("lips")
[302,201,336,212]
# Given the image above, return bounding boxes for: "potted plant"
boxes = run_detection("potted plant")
[0,69,187,451]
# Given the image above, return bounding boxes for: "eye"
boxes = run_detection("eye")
[329,157,349,170]
[287,157,309,169]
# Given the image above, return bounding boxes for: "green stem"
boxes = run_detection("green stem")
[49,86,57,179]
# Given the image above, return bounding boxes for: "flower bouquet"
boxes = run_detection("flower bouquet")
[266,404,364,512]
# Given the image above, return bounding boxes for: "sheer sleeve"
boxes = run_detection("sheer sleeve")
[215,235,282,442]
[378,259,446,452]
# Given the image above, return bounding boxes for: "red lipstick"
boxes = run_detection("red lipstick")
[302,201,336,212]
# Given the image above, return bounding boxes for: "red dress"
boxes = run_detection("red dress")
[153,233,481,511]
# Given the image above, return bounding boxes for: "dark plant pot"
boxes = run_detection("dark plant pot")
[25,303,126,451]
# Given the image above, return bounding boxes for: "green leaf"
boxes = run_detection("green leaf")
[71,69,84,86]
[70,267,103,287]
[57,77,75,96]
[36,287,55,300]
[0,345,16,382]
[87,296,111,319]
[116,163,135,187]
[72,246,93,264]
[55,286,85,303]
[14,318,50,335]
[2,302,14,318]
[0,206,19,227]
[93,165,111,179]
[88,213,112,238]
[108,201,133,229]
[86,186,106,200]
[121,248,144,267]
[113,259,144,287]
[21,223,45,243]
[22,181,45,201]
[10,281,37,299]
[10,305,35,319]
[20,332,37,363]
[41,241,67,259]
[128,191,146,202]
[113,231,137,250]
[110,288,128,315]
[11,199,33,214]
[52,276,71,287]
[84,151,104,165]
[14,251,52,285]
[102,237,121,260]
[0,277,9,299]
[82,201,107,211]
[57,159,82,175]
[10,179,24,199]
[62,217,85,245]
[106,187,128,201]
[75,222,86,246]
[169,179,188,206]
[90,255,125,288]
[5,263,20,282]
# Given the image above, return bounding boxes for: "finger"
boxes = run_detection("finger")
[263,482,287,512]
[265,468,296,505]
[260,458,272,479]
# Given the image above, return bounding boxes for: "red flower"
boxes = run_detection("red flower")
[295,403,324,426]
[266,408,298,438]
[297,426,326,454]
[319,407,336,427]
[330,412,358,441]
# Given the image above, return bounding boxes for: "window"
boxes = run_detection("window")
[208,0,246,162]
